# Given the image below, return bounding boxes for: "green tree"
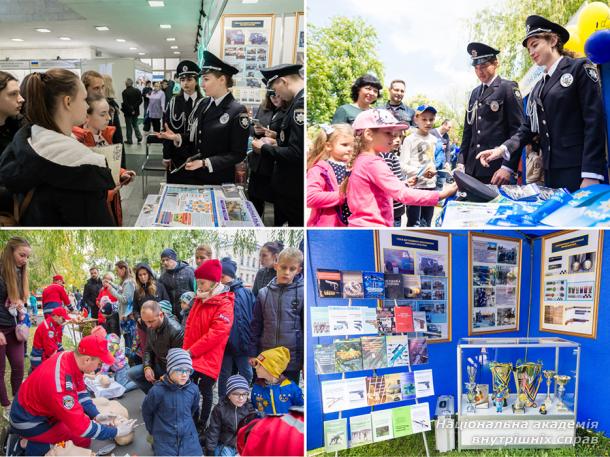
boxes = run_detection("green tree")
[307,16,385,124]
[0,230,303,293]
[470,0,583,81]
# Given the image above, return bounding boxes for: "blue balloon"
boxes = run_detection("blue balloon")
[585,29,610,65]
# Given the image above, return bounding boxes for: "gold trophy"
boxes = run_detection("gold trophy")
[520,361,543,407]
[542,370,556,408]
[554,374,571,412]
[465,365,477,413]
[489,362,512,407]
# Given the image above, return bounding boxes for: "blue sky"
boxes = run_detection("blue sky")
[307,0,508,109]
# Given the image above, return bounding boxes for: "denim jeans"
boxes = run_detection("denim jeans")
[218,353,253,398]
[215,445,237,456]
[127,363,164,394]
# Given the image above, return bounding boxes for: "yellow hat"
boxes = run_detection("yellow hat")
[257,346,290,379]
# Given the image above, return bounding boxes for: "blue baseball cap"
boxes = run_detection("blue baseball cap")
[416,105,437,115]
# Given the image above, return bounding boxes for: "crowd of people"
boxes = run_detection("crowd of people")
[0,50,305,227]
[307,14,608,227]
[0,236,304,456]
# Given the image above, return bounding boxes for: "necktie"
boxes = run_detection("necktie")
[479,84,488,99]
[538,74,549,99]
[185,97,193,118]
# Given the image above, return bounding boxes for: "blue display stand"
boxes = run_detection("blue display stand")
[307,230,610,451]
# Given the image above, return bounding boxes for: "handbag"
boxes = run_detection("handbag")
[14,316,29,342]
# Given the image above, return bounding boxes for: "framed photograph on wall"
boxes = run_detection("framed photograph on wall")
[374,231,452,343]
[220,14,275,106]
[540,230,603,339]
[468,233,522,335]
[293,12,304,65]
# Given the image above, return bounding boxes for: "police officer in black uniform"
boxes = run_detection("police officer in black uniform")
[458,42,525,185]
[252,64,304,227]
[477,16,607,192]
[159,51,249,185]
[161,59,205,184]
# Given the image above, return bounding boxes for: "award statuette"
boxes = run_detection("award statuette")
[489,362,512,407]
[512,364,527,414]
[465,365,477,413]
[554,374,571,413]
[520,361,543,407]
[543,370,556,409]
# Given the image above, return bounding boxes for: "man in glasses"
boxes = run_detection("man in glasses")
[458,42,524,185]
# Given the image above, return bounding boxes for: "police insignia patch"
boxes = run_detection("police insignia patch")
[280,130,285,142]
[294,108,304,126]
[219,113,230,125]
[62,395,74,410]
[584,64,599,83]
[513,87,522,101]
[239,114,250,129]
[560,73,573,87]
[490,101,500,112]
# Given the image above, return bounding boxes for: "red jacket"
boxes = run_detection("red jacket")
[237,408,304,456]
[95,288,117,325]
[183,291,234,379]
[306,160,347,227]
[42,284,70,306]
[32,316,62,361]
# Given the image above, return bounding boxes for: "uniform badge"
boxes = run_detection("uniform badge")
[513,87,522,101]
[62,395,74,410]
[48,331,54,338]
[560,73,573,87]
[584,63,599,83]
[471,50,477,58]
[490,101,500,112]
[293,108,304,126]
[219,113,230,125]
[183,65,188,72]
[239,113,250,129]
[280,130,285,142]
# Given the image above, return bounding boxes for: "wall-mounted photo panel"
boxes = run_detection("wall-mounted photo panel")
[540,230,603,338]
[469,233,522,335]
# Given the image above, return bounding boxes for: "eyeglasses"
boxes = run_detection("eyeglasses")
[173,368,192,376]
[229,391,249,399]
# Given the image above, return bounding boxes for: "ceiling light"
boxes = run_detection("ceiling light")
[11,38,24,42]
[173,51,181,55]
[95,26,110,31]
[160,24,171,29]
[129,47,137,50]
[170,45,178,49]
[59,36,71,41]
[148,0,165,6]
[166,37,176,42]
[116,38,126,42]
[242,0,259,3]
[138,52,146,55]
[35,28,51,33]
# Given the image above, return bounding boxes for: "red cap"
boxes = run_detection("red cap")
[52,275,64,282]
[195,259,222,282]
[51,307,71,321]
[78,335,115,365]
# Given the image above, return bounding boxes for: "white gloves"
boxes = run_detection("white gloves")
[95,413,117,424]
[115,419,137,437]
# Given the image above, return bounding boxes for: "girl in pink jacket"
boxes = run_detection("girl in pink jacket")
[345,109,457,227]
[306,124,354,227]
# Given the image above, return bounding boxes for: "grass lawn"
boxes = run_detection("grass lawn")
[309,425,610,457]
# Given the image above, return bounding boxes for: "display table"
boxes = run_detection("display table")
[135,183,263,227]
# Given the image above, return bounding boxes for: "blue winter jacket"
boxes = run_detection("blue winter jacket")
[226,279,255,356]
[141,376,202,456]
[251,377,304,416]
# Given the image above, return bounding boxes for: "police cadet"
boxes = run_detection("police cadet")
[458,42,524,185]
[252,64,304,226]
[159,51,249,185]
[477,16,607,192]
[161,60,205,184]
[10,335,136,455]
[29,307,71,371]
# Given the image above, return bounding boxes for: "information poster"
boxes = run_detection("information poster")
[375,231,452,342]
[540,230,603,338]
[469,233,522,335]
[221,14,274,105]
[293,12,304,65]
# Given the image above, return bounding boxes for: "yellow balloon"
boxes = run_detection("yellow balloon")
[565,25,585,56]
[577,1,610,41]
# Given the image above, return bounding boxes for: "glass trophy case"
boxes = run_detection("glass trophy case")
[456,337,580,450]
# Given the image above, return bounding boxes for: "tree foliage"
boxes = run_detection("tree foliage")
[0,230,302,293]
[470,0,583,82]
[307,16,385,124]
